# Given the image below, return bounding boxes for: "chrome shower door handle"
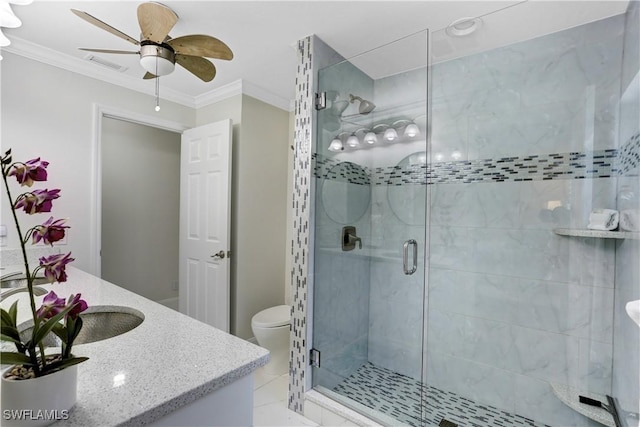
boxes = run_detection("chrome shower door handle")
[403,239,418,275]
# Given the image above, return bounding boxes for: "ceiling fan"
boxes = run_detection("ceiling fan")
[71,2,233,83]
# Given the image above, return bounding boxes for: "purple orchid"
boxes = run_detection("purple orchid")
[32,217,69,246]
[14,188,61,214]
[35,290,66,319]
[8,157,49,187]
[39,252,75,283]
[66,294,88,320]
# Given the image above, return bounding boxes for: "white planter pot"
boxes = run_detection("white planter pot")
[1,364,78,427]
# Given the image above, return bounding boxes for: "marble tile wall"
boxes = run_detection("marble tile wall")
[295,9,636,426]
[612,0,640,419]
[424,14,626,427]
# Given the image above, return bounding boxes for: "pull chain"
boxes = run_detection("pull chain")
[155,53,160,112]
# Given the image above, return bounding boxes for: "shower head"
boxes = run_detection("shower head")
[349,94,376,115]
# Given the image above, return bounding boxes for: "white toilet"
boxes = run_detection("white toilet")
[251,305,291,375]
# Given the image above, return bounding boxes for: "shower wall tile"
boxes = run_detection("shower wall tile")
[429,225,615,287]
[432,14,624,161]
[429,269,614,343]
[425,350,516,411]
[514,374,603,427]
[612,2,640,415]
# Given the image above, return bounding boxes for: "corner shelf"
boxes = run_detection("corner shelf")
[553,228,640,240]
[550,383,615,427]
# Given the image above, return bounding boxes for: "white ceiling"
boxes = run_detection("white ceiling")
[3,0,630,110]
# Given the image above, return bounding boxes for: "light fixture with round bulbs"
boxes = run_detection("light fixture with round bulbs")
[347,134,361,148]
[404,122,420,138]
[364,131,377,145]
[328,138,343,152]
[384,127,398,142]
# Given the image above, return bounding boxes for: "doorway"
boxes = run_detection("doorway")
[100,117,181,308]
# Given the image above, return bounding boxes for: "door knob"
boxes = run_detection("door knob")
[211,250,225,259]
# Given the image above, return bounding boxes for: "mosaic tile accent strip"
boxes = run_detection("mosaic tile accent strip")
[429,149,619,184]
[289,35,313,414]
[313,147,626,187]
[333,362,551,427]
[314,154,371,185]
[618,131,640,175]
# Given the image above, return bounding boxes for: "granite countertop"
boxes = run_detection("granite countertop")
[1,266,270,426]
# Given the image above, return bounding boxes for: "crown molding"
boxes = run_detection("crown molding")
[4,36,196,108]
[194,79,292,112]
[193,79,243,109]
[4,36,293,112]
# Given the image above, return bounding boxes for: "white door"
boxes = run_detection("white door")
[179,119,232,332]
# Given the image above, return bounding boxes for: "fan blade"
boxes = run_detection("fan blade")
[137,2,178,44]
[71,9,139,46]
[176,55,216,82]
[143,72,157,79]
[168,35,233,60]
[79,48,139,54]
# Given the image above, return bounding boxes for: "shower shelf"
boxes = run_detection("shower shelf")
[550,383,615,427]
[553,228,640,239]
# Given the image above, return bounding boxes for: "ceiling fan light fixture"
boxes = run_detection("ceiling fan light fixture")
[139,44,175,76]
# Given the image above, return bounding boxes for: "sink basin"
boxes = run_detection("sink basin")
[1,276,50,289]
[18,306,144,347]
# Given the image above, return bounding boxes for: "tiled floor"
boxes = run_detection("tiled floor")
[333,362,551,427]
[253,366,319,426]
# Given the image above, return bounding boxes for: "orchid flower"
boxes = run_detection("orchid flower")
[7,157,49,187]
[35,291,66,319]
[66,293,88,320]
[14,188,60,214]
[31,217,69,245]
[39,252,75,283]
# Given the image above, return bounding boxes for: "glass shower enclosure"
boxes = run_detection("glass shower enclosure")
[311,31,429,426]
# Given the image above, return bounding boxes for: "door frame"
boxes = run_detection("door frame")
[90,103,189,277]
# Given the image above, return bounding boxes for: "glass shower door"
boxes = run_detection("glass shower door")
[311,30,429,426]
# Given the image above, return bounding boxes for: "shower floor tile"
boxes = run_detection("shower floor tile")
[333,362,551,427]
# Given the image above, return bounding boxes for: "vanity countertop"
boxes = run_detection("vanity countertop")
[1,266,270,426]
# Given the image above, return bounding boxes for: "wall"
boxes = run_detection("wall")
[1,53,195,274]
[612,0,640,418]
[196,93,289,339]
[2,53,291,344]
[426,15,623,427]
[234,94,289,340]
[101,118,180,303]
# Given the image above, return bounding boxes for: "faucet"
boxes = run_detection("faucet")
[342,226,363,251]
[1,286,47,301]
[348,233,362,249]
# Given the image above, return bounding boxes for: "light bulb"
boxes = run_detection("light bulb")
[451,150,462,160]
[328,138,343,152]
[155,105,160,112]
[347,134,360,148]
[364,132,377,145]
[384,128,398,142]
[435,153,444,162]
[404,123,420,138]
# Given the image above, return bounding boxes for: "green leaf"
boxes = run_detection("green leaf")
[51,323,67,344]
[67,316,82,346]
[43,356,88,374]
[0,324,21,340]
[0,308,16,329]
[0,333,22,345]
[0,352,32,366]
[8,301,18,325]
[31,305,75,345]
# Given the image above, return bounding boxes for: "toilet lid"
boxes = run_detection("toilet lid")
[252,305,290,328]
